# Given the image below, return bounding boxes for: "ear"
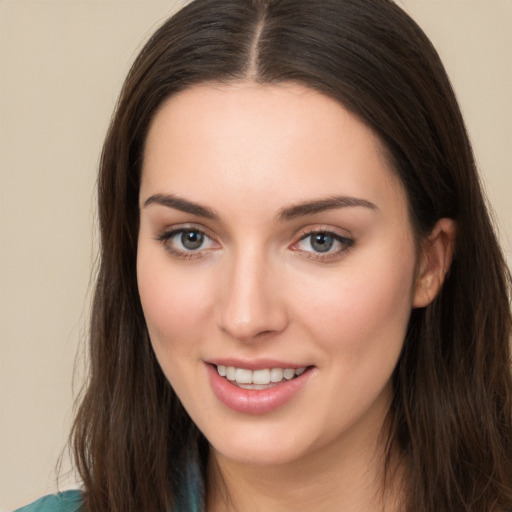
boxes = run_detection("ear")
[413,218,457,308]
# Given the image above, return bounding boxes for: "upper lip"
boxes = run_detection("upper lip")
[204,358,311,371]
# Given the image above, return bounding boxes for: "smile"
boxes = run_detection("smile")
[207,363,314,414]
[216,365,307,389]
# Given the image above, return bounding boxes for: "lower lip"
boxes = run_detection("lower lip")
[206,364,313,414]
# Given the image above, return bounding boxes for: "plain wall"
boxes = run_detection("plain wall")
[1,1,510,510]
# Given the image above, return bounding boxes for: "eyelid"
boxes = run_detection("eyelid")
[289,225,354,260]
[293,224,353,243]
[155,223,221,258]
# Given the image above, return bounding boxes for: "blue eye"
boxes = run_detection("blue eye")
[158,228,217,256]
[296,231,353,256]
[179,230,205,250]
[309,233,335,253]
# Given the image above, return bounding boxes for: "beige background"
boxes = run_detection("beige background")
[1,1,511,510]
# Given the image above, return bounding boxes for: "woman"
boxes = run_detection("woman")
[16,0,512,511]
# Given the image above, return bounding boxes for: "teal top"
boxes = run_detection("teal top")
[13,460,204,512]
[14,491,82,512]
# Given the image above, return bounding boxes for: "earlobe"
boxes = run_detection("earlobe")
[413,218,457,308]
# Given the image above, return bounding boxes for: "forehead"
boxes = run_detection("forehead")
[141,82,407,219]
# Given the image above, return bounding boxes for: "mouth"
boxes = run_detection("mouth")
[206,362,315,414]
[213,364,311,390]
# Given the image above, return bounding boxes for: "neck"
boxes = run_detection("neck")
[206,417,401,512]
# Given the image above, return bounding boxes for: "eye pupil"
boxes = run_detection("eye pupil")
[311,233,334,253]
[181,230,204,250]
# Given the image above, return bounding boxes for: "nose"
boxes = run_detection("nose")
[217,249,289,342]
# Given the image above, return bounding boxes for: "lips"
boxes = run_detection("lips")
[206,361,314,414]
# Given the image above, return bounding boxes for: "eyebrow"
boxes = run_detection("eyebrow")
[143,194,219,220]
[277,196,378,220]
[143,193,378,221]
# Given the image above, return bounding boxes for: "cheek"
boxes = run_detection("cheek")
[290,244,416,359]
[136,250,215,355]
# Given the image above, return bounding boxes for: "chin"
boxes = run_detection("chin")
[204,420,325,468]
[213,442,305,467]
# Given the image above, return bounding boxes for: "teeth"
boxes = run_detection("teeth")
[226,366,236,381]
[253,369,270,385]
[235,368,252,384]
[283,368,295,380]
[216,365,307,385]
[270,368,284,382]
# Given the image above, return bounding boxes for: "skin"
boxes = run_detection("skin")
[137,82,455,511]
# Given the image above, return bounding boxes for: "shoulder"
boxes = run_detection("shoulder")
[13,490,82,512]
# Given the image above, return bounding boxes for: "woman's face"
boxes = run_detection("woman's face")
[137,82,420,467]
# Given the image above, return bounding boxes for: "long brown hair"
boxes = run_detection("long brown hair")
[71,1,512,510]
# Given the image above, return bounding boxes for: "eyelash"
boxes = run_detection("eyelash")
[155,226,354,261]
[292,229,354,261]
[156,227,219,260]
